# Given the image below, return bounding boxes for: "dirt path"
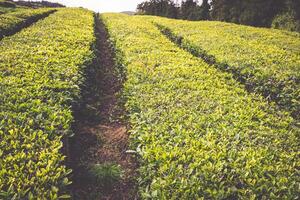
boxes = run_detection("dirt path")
[70,14,137,200]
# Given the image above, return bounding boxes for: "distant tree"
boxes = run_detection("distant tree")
[179,0,210,21]
[211,0,284,27]
[272,0,300,32]
[136,0,294,28]
[181,0,198,20]
[137,0,179,18]
[137,0,210,21]
[199,0,211,20]
[286,0,300,20]
[245,0,283,27]
[167,1,180,18]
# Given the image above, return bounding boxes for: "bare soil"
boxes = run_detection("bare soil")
[70,14,138,200]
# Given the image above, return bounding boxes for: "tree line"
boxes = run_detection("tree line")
[137,0,210,20]
[136,0,300,31]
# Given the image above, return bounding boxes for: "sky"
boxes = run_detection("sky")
[22,0,204,13]
[42,0,147,13]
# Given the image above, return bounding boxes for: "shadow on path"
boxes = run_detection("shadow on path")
[70,14,138,200]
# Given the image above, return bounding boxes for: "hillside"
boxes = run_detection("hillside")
[150,16,300,119]
[0,0,64,14]
[120,11,135,15]
[0,5,299,200]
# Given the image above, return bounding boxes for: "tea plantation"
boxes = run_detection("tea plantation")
[0,6,299,200]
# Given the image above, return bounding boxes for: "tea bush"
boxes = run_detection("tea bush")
[102,13,299,199]
[0,8,95,199]
[150,17,300,119]
[0,8,55,39]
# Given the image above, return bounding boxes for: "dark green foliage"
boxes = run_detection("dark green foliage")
[210,0,300,30]
[211,0,284,27]
[137,0,179,19]
[137,0,210,20]
[286,0,300,20]
[199,0,210,20]
[272,0,300,32]
[0,0,16,8]
[180,0,197,20]
[88,164,122,187]
[137,0,299,29]
[181,0,210,20]
[272,11,300,32]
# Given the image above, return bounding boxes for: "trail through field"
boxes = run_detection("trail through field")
[70,14,138,200]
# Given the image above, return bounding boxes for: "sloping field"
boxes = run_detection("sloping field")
[0,0,27,14]
[0,8,94,198]
[101,13,299,199]
[0,8,55,39]
[149,17,300,119]
[0,6,299,199]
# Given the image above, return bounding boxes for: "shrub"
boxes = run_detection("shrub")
[88,163,122,187]
[272,11,300,32]
[150,16,300,119]
[0,8,55,39]
[102,13,299,199]
[0,8,95,198]
[0,0,16,8]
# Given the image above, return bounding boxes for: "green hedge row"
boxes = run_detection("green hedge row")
[0,8,95,199]
[0,8,55,39]
[0,0,16,8]
[149,17,300,120]
[102,13,299,199]
[0,0,27,15]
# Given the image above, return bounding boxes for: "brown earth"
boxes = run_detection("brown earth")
[70,14,138,200]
